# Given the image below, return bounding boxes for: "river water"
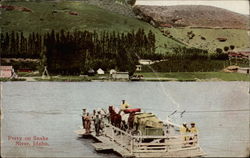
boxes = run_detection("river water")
[1,81,249,157]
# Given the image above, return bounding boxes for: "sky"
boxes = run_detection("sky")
[135,0,250,15]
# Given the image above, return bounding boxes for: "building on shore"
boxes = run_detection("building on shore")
[237,67,250,74]
[136,65,142,71]
[228,48,250,60]
[97,68,105,75]
[111,72,129,80]
[223,65,250,74]
[109,69,117,75]
[0,66,14,78]
[139,59,153,65]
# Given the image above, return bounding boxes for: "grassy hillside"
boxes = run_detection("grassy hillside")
[0,1,185,53]
[162,28,250,52]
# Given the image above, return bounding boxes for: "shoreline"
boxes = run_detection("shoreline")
[1,72,249,82]
[0,77,249,82]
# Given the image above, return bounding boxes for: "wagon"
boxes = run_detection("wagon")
[133,113,164,136]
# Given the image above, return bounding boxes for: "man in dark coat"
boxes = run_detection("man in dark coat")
[94,114,101,136]
[82,109,86,129]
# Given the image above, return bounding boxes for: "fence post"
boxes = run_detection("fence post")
[130,137,133,154]
[121,133,124,147]
[112,128,114,142]
[165,138,167,152]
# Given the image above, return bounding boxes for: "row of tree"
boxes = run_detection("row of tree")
[0,32,43,58]
[0,29,156,75]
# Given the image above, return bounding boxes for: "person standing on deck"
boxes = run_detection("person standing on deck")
[92,110,96,119]
[82,109,87,129]
[180,123,190,143]
[120,100,130,111]
[189,123,198,145]
[94,114,101,136]
[84,113,92,134]
[97,111,104,133]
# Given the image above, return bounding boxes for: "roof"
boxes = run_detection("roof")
[88,69,95,73]
[238,67,250,70]
[0,66,13,70]
[97,68,104,71]
[97,68,104,74]
[227,65,240,70]
[116,72,129,74]
[233,48,250,52]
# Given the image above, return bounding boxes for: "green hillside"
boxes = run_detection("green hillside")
[162,27,250,52]
[0,1,185,53]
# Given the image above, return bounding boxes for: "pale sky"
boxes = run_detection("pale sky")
[136,0,250,15]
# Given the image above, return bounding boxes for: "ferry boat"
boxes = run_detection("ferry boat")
[75,106,205,157]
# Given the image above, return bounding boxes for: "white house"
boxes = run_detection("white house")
[136,65,142,71]
[110,69,117,75]
[139,59,153,65]
[111,72,129,79]
[97,68,105,75]
[237,67,250,74]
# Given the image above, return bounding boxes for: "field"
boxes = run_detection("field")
[162,27,249,52]
[0,1,184,53]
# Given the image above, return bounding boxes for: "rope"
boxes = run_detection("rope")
[142,107,250,113]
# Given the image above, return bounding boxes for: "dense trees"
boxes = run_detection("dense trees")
[0,31,43,58]
[0,29,156,75]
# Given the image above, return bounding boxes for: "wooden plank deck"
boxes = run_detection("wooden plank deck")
[75,122,205,157]
[92,143,113,151]
[90,133,133,157]
[75,128,134,157]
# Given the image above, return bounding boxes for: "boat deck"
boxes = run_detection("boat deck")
[75,128,133,157]
[75,121,205,157]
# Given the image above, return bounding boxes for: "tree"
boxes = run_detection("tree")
[224,46,229,52]
[230,45,235,50]
[127,0,136,6]
[216,48,223,54]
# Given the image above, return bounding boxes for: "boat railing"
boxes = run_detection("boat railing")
[132,134,199,153]
[103,122,134,153]
[102,122,200,154]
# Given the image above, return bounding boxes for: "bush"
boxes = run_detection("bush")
[216,48,223,54]
[230,45,235,50]
[224,46,229,52]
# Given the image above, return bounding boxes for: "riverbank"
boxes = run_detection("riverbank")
[1,72,249,82]
[137,72,250,81]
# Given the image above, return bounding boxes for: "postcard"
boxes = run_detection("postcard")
[0,0,249,157]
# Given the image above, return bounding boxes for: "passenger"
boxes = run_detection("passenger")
[94,114,101,136]
[82,109,87,129]
[97,111,104,133]
[120,100,130,111]
[180,123,190,143]
[84,113,92,134]
[189,123,198,145]
[92,110,96,119]
[128,112,135,130]
[190,123,198,135]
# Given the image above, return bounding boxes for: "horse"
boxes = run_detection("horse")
[108,106,122,128]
